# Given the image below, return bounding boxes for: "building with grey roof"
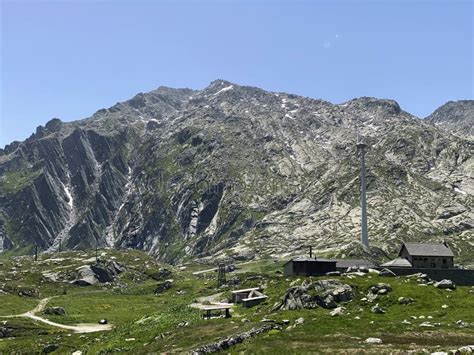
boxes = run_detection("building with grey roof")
[398,242,454,268]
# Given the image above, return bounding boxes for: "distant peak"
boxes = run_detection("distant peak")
[341,97,401,115]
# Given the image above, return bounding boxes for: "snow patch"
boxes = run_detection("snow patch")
[454,187,467,195]
[63,184,74,209]
[213,85,233,96]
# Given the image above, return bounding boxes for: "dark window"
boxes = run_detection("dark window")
[443,259,447,264]
[424,258,428,261]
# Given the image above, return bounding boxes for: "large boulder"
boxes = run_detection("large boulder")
[272,279,353,311]
[71,266,99,285]
[90,265,115,283]
[44,307,66,316]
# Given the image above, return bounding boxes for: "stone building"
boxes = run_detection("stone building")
[398,242,454,269]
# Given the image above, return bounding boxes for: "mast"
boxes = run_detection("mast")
[357,140,369,248]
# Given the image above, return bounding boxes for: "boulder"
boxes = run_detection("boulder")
[98,319,108,325]
[365,337,383,344]
[294,317,304,325]
[434,279,456,290]
[44,307,66,316]
[370,283,392,295]
[330,307,345,317]
[43,344,59,353]
[90,265,115,283]
[371,303,385,314]
[398,297,415,305]
[155,280,173,295]
[71,266,99,286]
[0,326,13,338]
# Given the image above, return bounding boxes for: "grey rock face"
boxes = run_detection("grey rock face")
[426,100,474,138]
[0,80,473,262]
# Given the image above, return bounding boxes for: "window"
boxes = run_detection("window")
[443,259,447,264]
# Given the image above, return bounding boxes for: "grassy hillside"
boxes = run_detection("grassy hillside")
[0,250,473,353]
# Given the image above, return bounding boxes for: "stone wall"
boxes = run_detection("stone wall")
[386,267,474,286]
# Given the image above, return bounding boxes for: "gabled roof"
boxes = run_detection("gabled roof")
[399,242,454,257]
[381,258,412,268]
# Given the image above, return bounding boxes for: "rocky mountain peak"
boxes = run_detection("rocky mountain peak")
[341,97,402,116]
[426,100,474,138]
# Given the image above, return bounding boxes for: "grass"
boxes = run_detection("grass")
[0,168,42,195]
[0,251,473,353]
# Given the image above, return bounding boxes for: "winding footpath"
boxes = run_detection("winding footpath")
[1,296,112,333]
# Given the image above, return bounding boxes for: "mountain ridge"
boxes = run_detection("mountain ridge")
[0,80,473,263]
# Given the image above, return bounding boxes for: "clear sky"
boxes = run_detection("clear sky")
[1,0,473,147]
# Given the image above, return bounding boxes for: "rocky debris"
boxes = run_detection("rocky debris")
[365,337,383,344]
[43,344,59,353]
[456,345,474,353]
[456,320,469,328]
[16,288,38,298]
[0,326,13,338]
[370,283,392,295]
[437,205,468,219]
[405,273,432,284]
[191,324,277,354]
[330,307,345,317]
[44,307,66,316]
[379,269,396,277]
[294,317,305,325]
[148,268,172,281]
[434,279,456,290]
[154,280,173,295]
[42,271,61,283]
[398,297,415,305]
[272,279,353,311]
[419,321,437,327]
[177,321,189,328]
[371,303,385,314]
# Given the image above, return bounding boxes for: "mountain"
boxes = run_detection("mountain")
[0,80,473,263]
[426,100,474,138]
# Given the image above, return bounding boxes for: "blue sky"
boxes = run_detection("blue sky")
[1,0,472,147]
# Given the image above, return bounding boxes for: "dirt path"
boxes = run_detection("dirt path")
[1,297,112,333]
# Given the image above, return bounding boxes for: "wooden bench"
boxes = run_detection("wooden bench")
[200,305,232,319]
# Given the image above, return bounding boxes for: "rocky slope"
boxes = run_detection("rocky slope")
[426,100,474,138]
[0,81,473,262]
